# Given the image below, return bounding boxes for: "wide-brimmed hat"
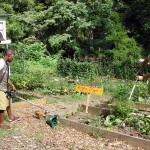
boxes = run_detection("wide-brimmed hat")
[0,32,5,41]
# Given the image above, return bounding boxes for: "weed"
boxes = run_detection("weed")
[89,130,104,138]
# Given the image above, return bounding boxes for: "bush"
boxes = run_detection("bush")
[11,42,46,61]
[57,58,139,80]
[57,58,96,79]
[111,99,135,119]
[110,82,136,119]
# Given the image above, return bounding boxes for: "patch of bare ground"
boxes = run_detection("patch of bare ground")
[0,100,144,150]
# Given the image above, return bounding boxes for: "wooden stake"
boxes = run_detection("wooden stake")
[85,94,91,113]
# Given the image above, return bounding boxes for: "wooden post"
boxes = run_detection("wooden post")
[85,94,91,113]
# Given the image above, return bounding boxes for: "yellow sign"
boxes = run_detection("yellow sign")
[75,84,103,95]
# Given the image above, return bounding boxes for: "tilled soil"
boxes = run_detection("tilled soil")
[0,99,144,150]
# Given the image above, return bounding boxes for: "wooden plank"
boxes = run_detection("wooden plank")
[134,102,150,109]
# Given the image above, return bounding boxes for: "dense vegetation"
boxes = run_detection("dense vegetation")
[1,0,149,57]
[0,0,149,91]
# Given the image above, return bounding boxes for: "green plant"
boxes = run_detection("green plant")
[132,81,147,101]
[111,99,136,119]
[125,114,150,135]
[89,130,103,139]
[57,58,96,79]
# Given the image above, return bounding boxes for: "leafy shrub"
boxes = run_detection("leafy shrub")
[111,99,135,119]
[57,58,96,79]
[11,69,44,90]
[125,114,150,135]
[111,83,136,119]
[132,81,147,101]
[11,42,46,61]
[11,60,53,90]
[41,80,75,95]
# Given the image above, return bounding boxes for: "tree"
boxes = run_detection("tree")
[114,0,150,56]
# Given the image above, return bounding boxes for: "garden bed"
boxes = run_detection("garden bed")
[60,104,150,150]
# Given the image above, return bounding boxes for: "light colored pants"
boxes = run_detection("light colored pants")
[0,91,10,110]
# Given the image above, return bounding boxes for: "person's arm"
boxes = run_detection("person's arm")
[137,74,150,80]
[8,79,16,91]
[138,55,150,74]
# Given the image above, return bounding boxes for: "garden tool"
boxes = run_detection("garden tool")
[46,115,60,129]
[129,78,138,99]
[15,95,50,115]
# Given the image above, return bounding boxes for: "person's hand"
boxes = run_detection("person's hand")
[11,84,16,91]
[137,76,144,81]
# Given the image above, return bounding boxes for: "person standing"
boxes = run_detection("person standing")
[137,54,150,95]
[0,49,20,129]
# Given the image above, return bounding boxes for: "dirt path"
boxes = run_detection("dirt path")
[0,99,144,150]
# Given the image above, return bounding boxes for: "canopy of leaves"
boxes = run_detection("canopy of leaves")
[1,0,148,64]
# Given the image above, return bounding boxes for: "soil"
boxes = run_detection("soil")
[0,95,144,150]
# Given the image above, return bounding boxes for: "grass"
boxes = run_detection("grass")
[46,93,87,104]
[0,128,16,140]
[13,92,41,103]
[89,130,104,139]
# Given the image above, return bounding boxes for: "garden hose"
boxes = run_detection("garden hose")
[129,78,138,100]
[15,95,50,115]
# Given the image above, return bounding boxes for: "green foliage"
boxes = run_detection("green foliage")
[106,11,142,66]
[40,54,59,69]
[48,33,71,49]
[118,0,150,54]
[110,83,136,119]
[11,59,56,90]
[12,0,35,12]
[11,69,44,90]
[56,58,140,80]
[112,37,141,66]
[111,99,135,119]
[57,58,96,79]
[24,43,46,61]
[13,42,46,61]
[103,115,113,127]
[41,79,75,95]
[103,115,122,127]
[0,3,14,14]
[125,114,150,135]
[1,0,146,61]
[132,81,148,101]
[111,82,131,99]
